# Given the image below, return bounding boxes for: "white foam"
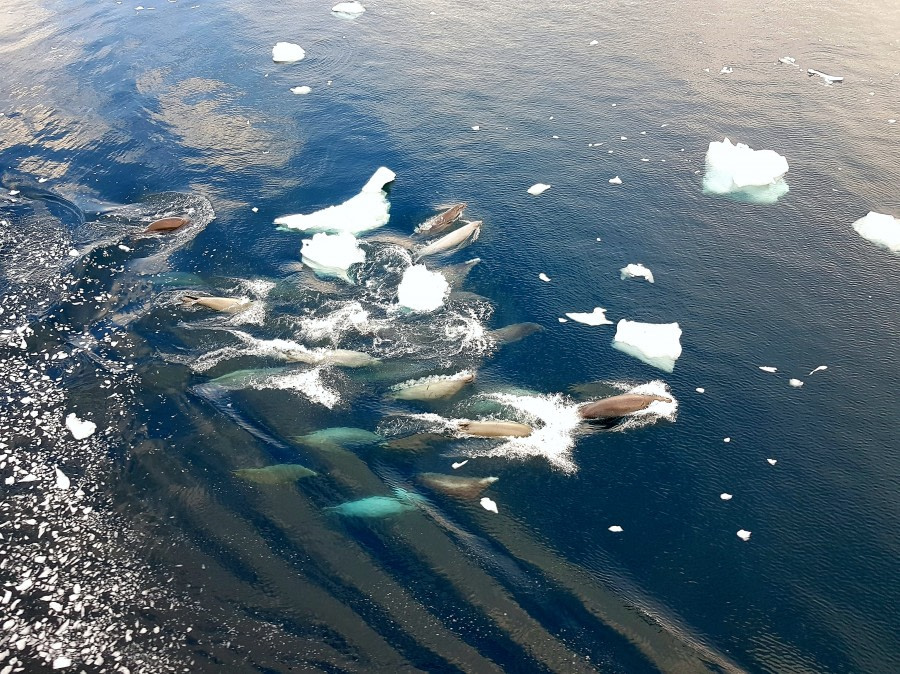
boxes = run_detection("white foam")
[612,320,682,372]
[275,167,395,234]
[480,497,498,513]
[396,264,449,312]
[703,137,789,204]
[527,183,551,195]
[565,307,612,326]
[272,42,305,63]
[851,211,900,253]
[65,413,96,440]
[332,1,365,17]
[253,368,340,408]
[290,86,312,95]
[620,263,654,283]
[299,302,371,344]
[301,232,366,282]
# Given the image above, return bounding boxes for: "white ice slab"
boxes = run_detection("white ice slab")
[65,413,96,440]
[397,264,449,312]
[737,529,751,541]
[527,183,551,195]
[301,232,365,282]
[620,263,654,283]
[703,137,789,204]
[608,176,622,185]
[272,42,306,63]
[332,1,365,17]
[851,211,900,253]
[480,497,498,513]
[612,319,682,372]
[290,86,312,95]
[565,307,612,326]
[608,525,623,532]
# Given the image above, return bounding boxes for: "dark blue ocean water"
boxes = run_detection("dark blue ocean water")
[1,0,898,671]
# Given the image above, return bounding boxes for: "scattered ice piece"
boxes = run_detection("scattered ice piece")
[471,125,480,131]
[703,137,789,204]
[480,497,498,513]
[608,525,623,532]
[759,366,777,373]
[65,413,96,440]
[808,365,828,375]
[720,493,733,500]
[558,317,568,323]
[736,529,751,541]
[620,263,654,283]
[723,437,731,443]
[397,264,449,312]
[720,66,733,74]
[272,42,306,63]
[251,207,259,213]
[332,1,365,17]
[38,177,48,182]
[595,237,602,242]
[779,56,796,65]
[8,189,19,195]
[589,40,598,45]
[565,307,612,326]
[290,86,312,95]
[851,211,900,253]
[117,244,132,252]
[452,460,468,469]
[695,387,705,393]
[552,135,559,139]
[620,136,627,140]
[612,319,682,372]
[609,176,623,185]
[538,272,551,282]
[301,232,366,282]
[767,458,777,465]
[527,183,551,195]
[789,378,804,387]
[52,657,72,670]
[889,119,896,124]
[68,249,79,257]
[807,68,843,83]
[55,468,70,490]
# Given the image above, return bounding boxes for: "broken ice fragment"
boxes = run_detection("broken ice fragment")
[538,272,551,282]
[789,378,803,387]
[558,317,568,323]
[272,42,305,63]
[52,658,72,670]
[767,458,777,465]
[301,232,365,282]
[290,86,312,95]
[480,497,498,513]
[720,493,733,500]
[807,68,843,83]
[609,176,622,185]
[65,413,96,440]
[397,264,449,312]
[619,263,654,283]
[808,365,828,375]
[723,437,731,443]
[758,366,777,373]
[778,56,796,65]
[527,183,551,195]
[332,1,365,17]
[608,525,623,532]
[565,307,612,326]
[736,529,751,541]
[703,137,789,204]
[589,40,598,45]
[851,211,900,253]
[612,319,682,372]
[720,66,733,74]
[451,460,468,469]
[695,387,705,393]
[55,468,70,490]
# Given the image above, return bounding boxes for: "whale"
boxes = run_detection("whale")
[327,488,425,518]
[293,427,384,450]
[414,202,467,236]
[441,258,481,288]
[233,463,317,485]
[145,216,191,233]
[417,473,499,498]
[578,393,672,419]
[457,420,533,438]
[488,322,543,345]
[181,294,251,313]
[416,220,481,259]
[390,371,475,401]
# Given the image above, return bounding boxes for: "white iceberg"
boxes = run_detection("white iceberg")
[55,468,71,490]
[65,413,96,440]
[703,137,789,204]
[300,232,365,282]
[620,263,654,283]
[720,493,733,500]
[565,307,612,326]
[527,183,551,195]
[767,458,777,465]
[851,211,900,253]
[608,176,622,185]
[275,167,395,234]
[480,497,498,513]
[272,42,306,63]
[397,264,449,312]
[290,86,312,95]
[332,1,365,17]
[608,525,623,532]
[538,273,551,282]
[612,319,682,372]
[736,529,751,541]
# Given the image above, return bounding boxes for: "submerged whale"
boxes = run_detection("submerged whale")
[488,322,543,345]
[390,371,475,401]
[416,220,481,259]
[414,203,467,237]
[441,258,481,288]
[233,463,317,485]
[417,473,499,498]
[578,393,672,419]
[327,488,425,518]
[182,294,251,313]
[293,427,384,450]
[457,420,533,438]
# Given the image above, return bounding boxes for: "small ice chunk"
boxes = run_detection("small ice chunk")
[558,317,568,323]
[290,86,312,95]
[759,366,777,373]
[767,458,777,465]
[612,319,682,372]
[480,497,498,513]
[301,232,365,281]
[52,658,72,670]
[620,263,654,283]
[471,125,480,131]
[272,42,306,63]
[695,387,705,393]
[808,365,827,375]
[851,211,900,253]
[723,437,731,443]
[251,207,258,213]
[589,40,598,45]
[609,176,622,185]
[779,56,796,65]
[68,249,79,257]
[538,273,551,282]
[332,1,365,17]
[565,307,612,326]
[608,525,623,532]
[889,119,896,124]
[65,413,96,440]
[397,264,449,312]
[807,68,843,83]
[55,468,70,490]
[39,177,48,182]
[528,183,551,195]
[720,493,733,500]
[9,189,19,195]
[789,378,804,387]
[703,137,789,204]
[452,460,468,469]
[720,66,733,74]
[736,529,751,541]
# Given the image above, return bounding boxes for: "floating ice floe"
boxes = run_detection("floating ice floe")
[589,39,598,46]
[736,529,751,541]
[52,658,72,670]
[789,378,804,387]
[759,366,777,373]
[301,232,365,282]
[703,137,789,204]
[851,211,900,253]
[538,272,551,282]
[808,365,828,375]
[397,264,449,312]
[720,493,733,500]
[779,56,796,65]
[609,176,623,185]
[527,183,551,195]
[696,387,705,393]
[565,307,612,326]
[332,1,365,17]
[290,86,312,95]
[65,413,96,440]
[272,42,306,63]
[720,66,733,74]
[274,166,395,234]
[723,437,731,443]
[471,125,480,131]
[620,263,654,283]
[767,458,777,465]
[55,468,71,490]
[612,320,682,372]
[807,68,843,83]
[452,460,468,469]
[608,525,623,533]
[480,497,498,513]
[558,317,568,323]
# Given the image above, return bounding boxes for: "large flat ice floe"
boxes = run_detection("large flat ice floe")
[275,167,395,234]
[272,42,306,63]
[620,263,654,283]
[703,137,789,204]
[332,1,365,17]
[397,264,449,312]
[851,211,900,253]
[612,319,682,372]
[565,307,612,325]
[301,232,365,282]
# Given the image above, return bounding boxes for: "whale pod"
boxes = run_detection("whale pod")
[457,420,533,438]
[416,220,481,259]
[417,473,499,498]
[578,393,672,419]
[414,202,467,236]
